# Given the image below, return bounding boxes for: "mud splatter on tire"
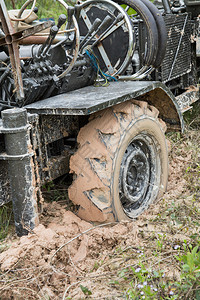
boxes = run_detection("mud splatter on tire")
[69,100,169,222]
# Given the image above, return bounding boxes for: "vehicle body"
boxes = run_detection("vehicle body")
[0,0,199,236]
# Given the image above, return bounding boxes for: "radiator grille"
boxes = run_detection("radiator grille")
[161,13,191,83]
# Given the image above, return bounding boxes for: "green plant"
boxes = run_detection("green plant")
[124,263,169,299]
[42,181,68,202]
[80,285,92,296]
[0,203,13,240]
[175,244,200,299]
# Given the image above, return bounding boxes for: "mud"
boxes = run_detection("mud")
[69,100,168,223]
[0,204,137,299]
[0,106,194,299]
[0,145,189,299]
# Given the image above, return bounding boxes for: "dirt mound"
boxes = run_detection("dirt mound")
[0,143,190,299]
[0,202,139,299]
[0,205,136,270]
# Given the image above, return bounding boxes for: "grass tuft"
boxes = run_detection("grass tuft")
[0,203,13,241]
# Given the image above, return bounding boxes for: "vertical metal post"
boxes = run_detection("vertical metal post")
[1,108,39,236]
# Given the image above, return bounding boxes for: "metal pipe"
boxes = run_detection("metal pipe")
[0,67,10,84]
[19,35,65,45]
[80,18,101,49]
[1,108,39,236]
[118,66,155,81]
[58,15,80,78]
[42,25,59,56]
[162,0,172,14]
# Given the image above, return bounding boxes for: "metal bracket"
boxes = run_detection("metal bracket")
[0,20,53,46]
[0,124,31,134]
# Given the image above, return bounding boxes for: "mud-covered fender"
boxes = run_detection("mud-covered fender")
[136,82,184,132]
[25,80,184,132]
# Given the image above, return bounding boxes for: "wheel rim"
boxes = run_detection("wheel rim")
[78,0,135,75]
[119,133,159,218]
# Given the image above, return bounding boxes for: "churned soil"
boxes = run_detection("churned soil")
[0,136,195,299]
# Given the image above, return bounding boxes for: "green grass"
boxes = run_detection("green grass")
[0,203,13,241]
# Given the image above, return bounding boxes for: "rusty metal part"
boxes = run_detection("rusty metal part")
[176,86,199,113]
[0,21,53,46]
[0,0,24,100]
[34,29,75,36]
[10,0,36,22]
[18,34,65,45]
[29,114,79,184]
[0,0,53,100]
[20,57,31,60]
[14,0,37,31]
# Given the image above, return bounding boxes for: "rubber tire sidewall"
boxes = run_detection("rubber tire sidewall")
[111,116,168,221]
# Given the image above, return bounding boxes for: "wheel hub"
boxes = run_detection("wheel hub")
[119,134,156,216]
[122,146,150,203]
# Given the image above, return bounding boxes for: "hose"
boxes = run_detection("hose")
[115,0,167,68]
[139,0,167,67]
[115,0,159,66]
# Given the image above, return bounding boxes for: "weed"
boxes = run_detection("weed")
[80,284,92,296]
[123,262,169,299]
[113,242,200,299]
[174,244,200,299]
[0,203,13,241]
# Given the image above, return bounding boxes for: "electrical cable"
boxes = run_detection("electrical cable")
[85,48,117,86]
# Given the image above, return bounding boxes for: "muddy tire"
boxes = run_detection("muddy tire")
[69,100,168,222]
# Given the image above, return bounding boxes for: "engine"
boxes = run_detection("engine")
[0,0,199,110]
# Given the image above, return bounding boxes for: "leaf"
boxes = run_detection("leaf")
[181,254,187,263]
[195,289,200,300]
[153,270,159,278]
[80,285,92,295]
[186,252,194,270]
[190,233,198,240]
[191,246,198,256]
[194,269,200,273]
[109,280,119,285]
[182,264,190,272]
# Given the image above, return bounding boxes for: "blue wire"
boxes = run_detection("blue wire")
[85,50,117,82]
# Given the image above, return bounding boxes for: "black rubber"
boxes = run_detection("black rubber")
[115,0,159,66]
[139,0,167,67]
[115,0,167,67]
